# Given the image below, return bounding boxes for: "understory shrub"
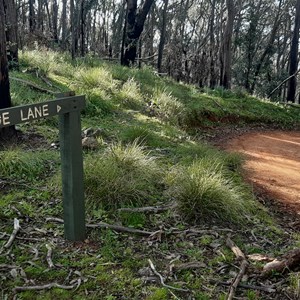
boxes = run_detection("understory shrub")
[84,141,163,209]
[166,158,254,225]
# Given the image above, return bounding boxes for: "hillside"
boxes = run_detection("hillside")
[1,50,300,299]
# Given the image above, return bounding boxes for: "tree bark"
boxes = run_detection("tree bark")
[287,0,300,102]
[157,0,168,73]
[0,0,15,138]
[3,0,18,66]
[121,0,155,66]
[220,0,235,89]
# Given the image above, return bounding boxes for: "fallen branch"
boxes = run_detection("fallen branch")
[268,68,300,98]
[171,261,206,272]
[210,280,276,293]
[13,282,77,293]
[10,77,56,94]
[4,218,20,249]
[118,203,176,214]
[226,237,249,300]
[148,259,189,292]
[262,248,300,277]
[46,244,54,268]
[46,217,154,236]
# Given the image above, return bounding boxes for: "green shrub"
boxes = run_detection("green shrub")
[166,158,253,225]
[84,141,162,209]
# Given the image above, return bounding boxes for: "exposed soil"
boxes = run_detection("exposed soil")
[223,130,300,215]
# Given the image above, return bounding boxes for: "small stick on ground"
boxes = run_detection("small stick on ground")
[118,203,177,214]
[13,282,77,293]
[210,280,276,293]
[226,237,249,300]
[46,244,54,268]
[148,259,189,292]
[4,218,20,249]
[46,217,154,236]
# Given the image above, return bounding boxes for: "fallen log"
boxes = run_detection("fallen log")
[262,248,300,277]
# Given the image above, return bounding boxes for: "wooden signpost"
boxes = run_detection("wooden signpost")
[0,94,86,241]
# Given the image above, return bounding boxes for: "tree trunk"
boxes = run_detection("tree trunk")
[121,0,155,66]
[61,0,67,50]
[52,0,59,44]
[250,0,283,93]
[29,0,35,33]
[287,0,300,102]
[0,0,15,138]
[220,0,235,89]
[157,0,168,73]
[3,0,18,67]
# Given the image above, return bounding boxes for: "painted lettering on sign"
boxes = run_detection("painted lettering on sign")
[0,112,11,126]
[20,104,49,121]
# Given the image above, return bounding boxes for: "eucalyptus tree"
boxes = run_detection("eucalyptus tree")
[3,0,18,65]
[0,0,15,137]
[287,0,300,102]
[121,0,155,66]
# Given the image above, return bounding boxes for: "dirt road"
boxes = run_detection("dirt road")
[224,131,300,213]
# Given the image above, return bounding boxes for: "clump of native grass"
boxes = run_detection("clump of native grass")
[0,149,58,181]
[116,78,144,109]
[74,67,117,92]
[151,89,187,125]
[84,140,163,210]
[166,157,255,225]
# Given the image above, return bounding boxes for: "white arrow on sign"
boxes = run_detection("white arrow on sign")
[57,105,62,113]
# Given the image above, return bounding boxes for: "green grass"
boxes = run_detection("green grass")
[2,49,300,299]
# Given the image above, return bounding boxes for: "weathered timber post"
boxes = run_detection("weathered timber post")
[59,109,85,241]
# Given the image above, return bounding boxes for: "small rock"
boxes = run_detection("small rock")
[82,137,98,149]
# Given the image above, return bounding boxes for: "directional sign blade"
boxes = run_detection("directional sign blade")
[0,96,85,128]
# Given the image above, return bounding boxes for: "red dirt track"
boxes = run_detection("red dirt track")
[225,131,300,213]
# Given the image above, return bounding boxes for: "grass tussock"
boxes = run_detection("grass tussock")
[84,141,163,210]
[151,89,187,125]
[0,150,58,181]
[166,158,254,225]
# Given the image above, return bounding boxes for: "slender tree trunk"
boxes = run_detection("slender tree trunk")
[70,0,76,59]
[29,0,35,33]
[209,0,216,88]
[287,0,300,102]
[220,0,235,89]
[0,0,15,138]
[52,0,59,44]
[157,0,168,73]
[250,0,283,93]
[3,0,18,66]
[61,0,67,50]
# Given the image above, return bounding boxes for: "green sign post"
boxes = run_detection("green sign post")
[0,95,86,241]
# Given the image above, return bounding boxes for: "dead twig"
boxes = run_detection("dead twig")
[226,237,249,300]
[46,217,154,236]
[4,218,20,249]
[118,203,177,214]
[13,282,77,293]
[210,280,276,293]
[10,77,56,94]
[148,259,189,292]
[46,244,54,268]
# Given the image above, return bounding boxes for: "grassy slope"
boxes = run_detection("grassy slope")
[1,50,300,299]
